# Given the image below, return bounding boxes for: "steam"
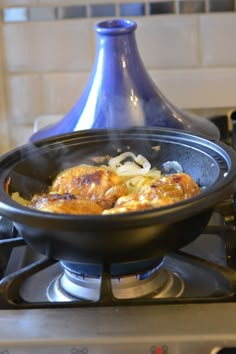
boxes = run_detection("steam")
[5,130,162,201]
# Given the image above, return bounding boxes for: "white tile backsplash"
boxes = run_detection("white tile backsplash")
[200,13,236,66]
[9,124,35,148]
[41,72,90,114]
[135,15,200,68]
[0,29,6,124]
[7,74,41,124]
[3,19,93,72]
[0,121,10,153]
[0,23,10,154]
[150,67,236,109]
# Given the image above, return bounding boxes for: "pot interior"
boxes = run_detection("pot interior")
[6,130,227,201]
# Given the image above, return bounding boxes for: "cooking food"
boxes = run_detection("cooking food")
[11,152,200,215]
[30,193,103,215]
[49,164,128,209]
[103,172,200,214]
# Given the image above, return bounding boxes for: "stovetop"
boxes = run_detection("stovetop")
[0,198,236,353]
[1,114,236,353]
[0,206,235,307]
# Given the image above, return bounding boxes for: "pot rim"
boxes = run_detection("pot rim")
[0,127,235,228]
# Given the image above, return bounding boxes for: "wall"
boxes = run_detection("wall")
[1,0,236,152]
[0,19,10,153]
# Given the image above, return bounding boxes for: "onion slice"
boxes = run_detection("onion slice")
[108,152,155,176]
[162,161,183,173]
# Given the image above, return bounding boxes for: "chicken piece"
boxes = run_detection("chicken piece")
[103,173,200,214]
[29,193,103,215]
[102,200,155,215]
[50,164,128,209]
[136,172,200,203]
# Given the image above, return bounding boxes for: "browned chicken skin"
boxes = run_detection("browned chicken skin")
[23,163,200,215]
[30,193,103,215]
[103,173,200,214]
[50,164,128,209]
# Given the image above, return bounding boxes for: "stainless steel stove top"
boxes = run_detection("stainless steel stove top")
[1,304,236,353]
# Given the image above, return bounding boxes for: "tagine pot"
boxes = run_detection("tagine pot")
[30,18,219,142]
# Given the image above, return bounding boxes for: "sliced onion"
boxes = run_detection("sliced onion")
[162,161,183,173]
[109,152,152,176]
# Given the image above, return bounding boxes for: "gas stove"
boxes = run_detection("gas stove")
[1,209,236,353]
[1,114,236,353]
[0,211,234,307]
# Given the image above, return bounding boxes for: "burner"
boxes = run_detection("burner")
[60,256,164,277]
[47,265,184,302]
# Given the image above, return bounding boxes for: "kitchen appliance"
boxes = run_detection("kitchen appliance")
[0,123,236,353]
